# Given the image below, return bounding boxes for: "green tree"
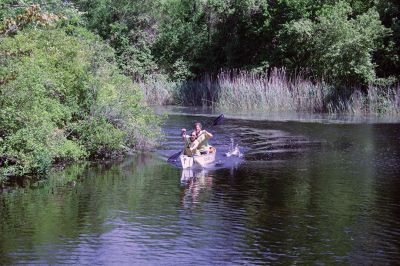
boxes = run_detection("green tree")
[72,0,161,79]
[275,1,387,85]
[374,0,400,83]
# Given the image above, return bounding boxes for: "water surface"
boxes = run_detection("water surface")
[1,110,400,264]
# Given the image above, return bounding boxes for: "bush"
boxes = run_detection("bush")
[276,1,388,86]
[0,9,160,179]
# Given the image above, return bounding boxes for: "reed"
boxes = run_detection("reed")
[139,68,400,115]
[216,68,326,112]
[327,85,400,114]
[137,76,177,106]
[365,86,400,114]
[177,75,219,106]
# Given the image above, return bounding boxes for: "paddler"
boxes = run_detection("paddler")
[181,129,200,156]
[193,122,213,155]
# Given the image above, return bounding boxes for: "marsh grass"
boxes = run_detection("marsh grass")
[326,85,400,114]
[216,69,326,112]
[177,75,219,106]
[365,86,400,114]
[138,76,177,106]
[141,68,400,115]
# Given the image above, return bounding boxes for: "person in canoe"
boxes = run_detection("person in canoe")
[193,122,213,155]
[181,129,200,156]
[181,122,214,156]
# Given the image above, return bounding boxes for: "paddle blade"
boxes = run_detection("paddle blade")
[167,150,182,162]
[212,114,224,126]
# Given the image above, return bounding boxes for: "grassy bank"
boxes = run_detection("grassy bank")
[0,5,161,182]
[141,69,400,115]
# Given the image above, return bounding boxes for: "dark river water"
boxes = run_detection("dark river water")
[1,108,400,264]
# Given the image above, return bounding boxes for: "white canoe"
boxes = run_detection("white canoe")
[180,147,216,169]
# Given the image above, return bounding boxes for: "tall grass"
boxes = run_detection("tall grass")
[216,69,325,112]
[137,76,177,105]
[140,68,400,115]
[326,85,400,114]
[177,75,219,106]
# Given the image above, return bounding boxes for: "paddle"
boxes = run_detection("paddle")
[167,114,224,162]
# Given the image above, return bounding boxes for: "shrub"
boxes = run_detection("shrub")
[0,9,160,179]
[277,1,388,86]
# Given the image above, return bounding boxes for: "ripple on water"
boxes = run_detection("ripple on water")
[2,113,400,264]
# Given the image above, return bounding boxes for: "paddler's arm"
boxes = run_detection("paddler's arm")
[204,130,213,139]
[181,128,187,141]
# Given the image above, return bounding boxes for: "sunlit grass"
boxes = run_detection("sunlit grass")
[137,76,177,106]
[140,68,400,115]
[216,69,325,112]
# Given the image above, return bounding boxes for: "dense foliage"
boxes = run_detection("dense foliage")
[0,0,399,181]
[71,0,398,87]
[0,3,160,180]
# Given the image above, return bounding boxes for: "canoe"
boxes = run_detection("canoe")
[180,147,216,169]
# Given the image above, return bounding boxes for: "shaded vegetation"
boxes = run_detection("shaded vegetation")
[68,0,399,112]
[71,0,398,85]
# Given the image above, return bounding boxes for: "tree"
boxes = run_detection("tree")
[72,0,161,79]
[275,1,387,85]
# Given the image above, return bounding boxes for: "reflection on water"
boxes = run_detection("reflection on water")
[1,111,400,264]
[180,169,213,208]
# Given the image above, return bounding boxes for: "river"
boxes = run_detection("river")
[1,107,400,264]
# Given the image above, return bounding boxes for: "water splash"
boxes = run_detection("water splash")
[225,138,243,158]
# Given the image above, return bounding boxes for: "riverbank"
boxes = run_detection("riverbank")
[1,1,399,185]
[65,0,399,115]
